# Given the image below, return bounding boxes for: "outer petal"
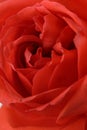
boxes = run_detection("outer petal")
[0,0,42,27]
[0,62,32,98]
[56,76,87,125]
[52,0,87,21]
[0,6,39,43]
[0,75,22,105]
[0,106,86,130]
[3,76,87,128]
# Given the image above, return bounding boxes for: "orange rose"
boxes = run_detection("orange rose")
[0,0,87,130]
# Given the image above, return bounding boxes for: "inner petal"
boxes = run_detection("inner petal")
[48,49,78,89]
[5,35,41,68]
[57,25,75,50]
[24,47,51,69]
[40,14,66,49]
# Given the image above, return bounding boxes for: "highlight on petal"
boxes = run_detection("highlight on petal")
[0,103,3,108]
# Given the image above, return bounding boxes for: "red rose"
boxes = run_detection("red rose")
[0,0,87,130]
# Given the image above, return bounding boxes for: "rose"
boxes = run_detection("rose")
[0,0,87,130]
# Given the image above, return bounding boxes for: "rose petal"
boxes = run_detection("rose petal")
[41,0,87,79]
[41,13,66,48]
[56,75,87,125]
[4,76,87,127]
[0,106,13,130]
[33,15,44,32]
[0,0,42,27]
[16,68,37,84]
[1,24,36,44]
[0,1,87,129]
[53,0,87,21]
[57,25,75,50]
[29,47,51,68]
[0,62,32,97]
[36,4,66,49]
[2,35,41,68]
[63,16,87,78]
[48,49,78,89]
[0,106,86,130]
[41,0,84,32]
[0,75,22,105]
[27,47,42,67]
[0,6,39,42]
[22,87,66,107]
[32,63,54,95]
[34,57,50,68]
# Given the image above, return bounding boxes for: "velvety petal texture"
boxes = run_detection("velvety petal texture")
[52,0,87,21]
[0,106,86,130]
[0,0,87,130]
